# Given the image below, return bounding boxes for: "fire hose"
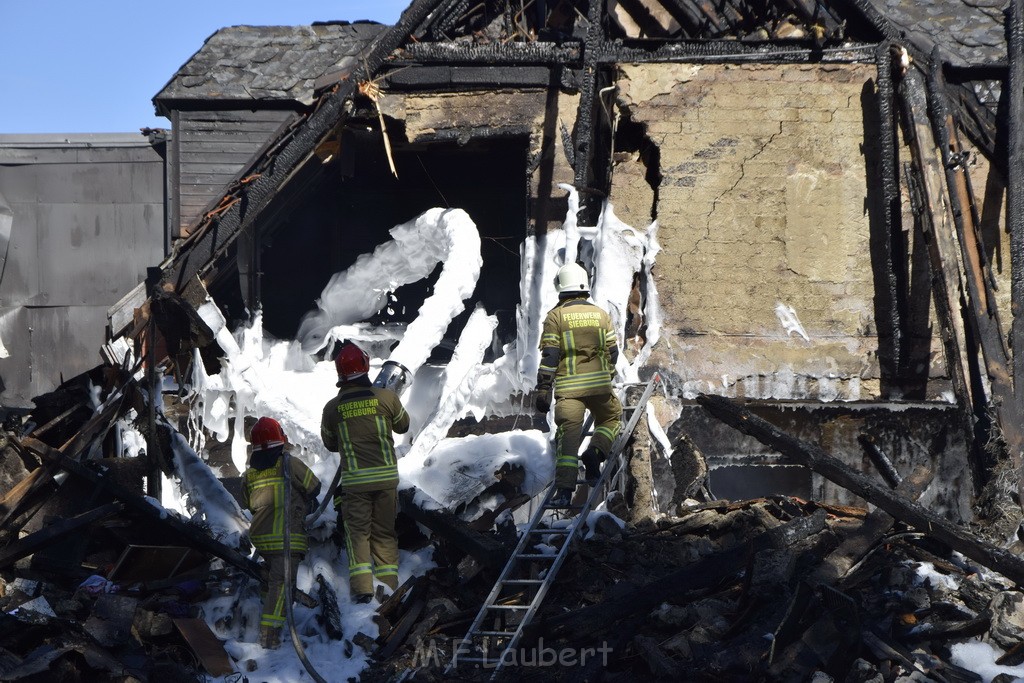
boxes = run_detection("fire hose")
[282,447,328,683]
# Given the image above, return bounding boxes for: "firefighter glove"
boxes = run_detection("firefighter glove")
[535,392,551,414]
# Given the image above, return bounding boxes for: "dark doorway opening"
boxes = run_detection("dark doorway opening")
[258,131,528,360]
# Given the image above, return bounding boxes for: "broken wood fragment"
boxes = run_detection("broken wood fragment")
[173,617,235,676]
[21,437,260,578]
[812,465,932,584]
[0,502,123,570]
[398,489,512,568]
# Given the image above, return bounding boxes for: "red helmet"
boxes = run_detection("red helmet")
[251,417,286,451]
[335,342,370,381]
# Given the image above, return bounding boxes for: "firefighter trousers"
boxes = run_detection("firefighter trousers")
[341,488,399,596]
[553,392,623,489]
[259,552,302,635]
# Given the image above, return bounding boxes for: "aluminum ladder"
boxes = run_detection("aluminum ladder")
[446,374,661,679]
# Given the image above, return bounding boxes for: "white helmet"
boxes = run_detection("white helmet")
[555,263,590,296]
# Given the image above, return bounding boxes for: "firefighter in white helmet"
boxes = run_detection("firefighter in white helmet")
[536,263,622,507]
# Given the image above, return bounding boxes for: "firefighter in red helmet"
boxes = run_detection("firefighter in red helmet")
[320,342,409,603]
[241,416,321,649]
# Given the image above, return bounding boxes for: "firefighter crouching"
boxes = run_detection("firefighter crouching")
[536,263,623,508]
[320,342,410,604]
[242,417,322,649]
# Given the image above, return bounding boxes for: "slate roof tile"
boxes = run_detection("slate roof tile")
[865,0,1007,66]
[154,21,386,106]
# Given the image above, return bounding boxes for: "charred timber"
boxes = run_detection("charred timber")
[1009,0,1024,417]
[536,509,829,640]
[162,0,448,292]
[397,489,512,568]
[926,50,1018,482]
[697,394,1024,586]
[21,437,262,579]
[394,41,582,66]
[572,0,605,224]
[874,43,904,381]
[857,433,902,488]
[595,41,876,64]
[381,65,554,90]
[0,502,123,569]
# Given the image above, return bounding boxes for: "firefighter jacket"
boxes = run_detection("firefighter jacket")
[320,382,410,493]
[538,296,620,399]
[242,449,321,555]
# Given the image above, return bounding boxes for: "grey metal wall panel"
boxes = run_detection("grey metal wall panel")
[34,202,164,306]
[0,307,30,404]
[0,305,112,407]
[0,156,163,208]
[0,138,166,407]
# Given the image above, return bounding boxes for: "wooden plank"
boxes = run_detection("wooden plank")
[21,437,261,578]
[172,617,235,676]
[180,121,287,135]
[0,464,59,534]
[897,68,981,480]
[179,140,269,154]
[927,56,1023,484]
[178,151,261,164]
[697,394,1024,586]
[0,502,123,568]
[180,109,295,124]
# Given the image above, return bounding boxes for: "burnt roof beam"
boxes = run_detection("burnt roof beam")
[394,41,583,66]
[594,40,877,64]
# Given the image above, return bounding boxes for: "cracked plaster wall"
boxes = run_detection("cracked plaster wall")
[614,62,881,401]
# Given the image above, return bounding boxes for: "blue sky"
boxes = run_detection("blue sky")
[0,1,410,134]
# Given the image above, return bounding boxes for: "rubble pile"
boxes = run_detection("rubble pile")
[363,497,1024,682]
[0,366,1023,682]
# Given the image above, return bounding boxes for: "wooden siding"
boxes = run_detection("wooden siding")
[174,109,293,236]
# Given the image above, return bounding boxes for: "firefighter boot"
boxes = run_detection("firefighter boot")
[259,625,281,649]
[581,446,603,486]
[549,487,574,508]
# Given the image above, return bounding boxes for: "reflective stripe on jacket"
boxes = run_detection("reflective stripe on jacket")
[320,384,410,493]
[242,455,321,554]
[538,297,619,398]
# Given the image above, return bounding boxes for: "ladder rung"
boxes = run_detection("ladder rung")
[476,630,516,637]
[527,528,571,535]
[501,579,544,584]
[516,553,556,560]
[544,504,584,511]
[487,604,530,610]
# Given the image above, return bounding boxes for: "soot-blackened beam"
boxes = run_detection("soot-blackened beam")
[697,394,1024,586]
[594,41,877,64]
[1010,0,1024,423]
[572,0,605,224]
[394,41,582,66]
[874,43,904,380]
[163,0,448,292]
